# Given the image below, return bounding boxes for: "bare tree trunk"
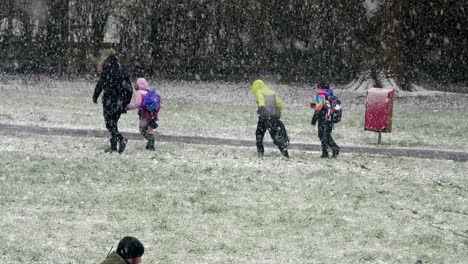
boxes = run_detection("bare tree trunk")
[91,1,111,57]
[46,0,69,74]
[382,0,406,89]
[346,0,408,92]
[1,0,15,37]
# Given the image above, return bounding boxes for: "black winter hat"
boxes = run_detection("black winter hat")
[116,236,144,259]
[103,54,120,73]
[318,80,330,89]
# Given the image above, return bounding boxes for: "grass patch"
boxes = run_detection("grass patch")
[0,78,467,262]
[0,133,467,263]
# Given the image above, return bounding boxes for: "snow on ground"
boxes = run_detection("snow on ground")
[1,73,467,152]
[1,73,467,107]
[0,74,467,263]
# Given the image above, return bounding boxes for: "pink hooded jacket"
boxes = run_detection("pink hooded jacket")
[126,78,161,121]
[126,78,149,110]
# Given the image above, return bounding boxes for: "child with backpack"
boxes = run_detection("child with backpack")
[126,78,162,151]
[310,81,341,158]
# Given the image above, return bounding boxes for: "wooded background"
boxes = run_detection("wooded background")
[0,0,466,89]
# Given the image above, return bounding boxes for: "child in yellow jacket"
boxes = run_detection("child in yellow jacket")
[251,80,289,158]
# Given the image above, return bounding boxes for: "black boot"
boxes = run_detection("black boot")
[282,149,289,158]
[320,149,329,158]
[146,139,155,151]
[118,137,128,153]
[257,144,264,158]
[332,146,340,158]
[105,137,118,153]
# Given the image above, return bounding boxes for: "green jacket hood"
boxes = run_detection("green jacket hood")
[251,79,283,116]
[251,80,275,96]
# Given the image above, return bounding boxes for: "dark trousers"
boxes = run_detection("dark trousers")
[104,109,123,150]
[139,119,158,150]
[256,117,289,156]
[318,121,339,156]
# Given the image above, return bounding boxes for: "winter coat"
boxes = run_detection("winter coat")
[127,78,162,121]
[251,80,283,119]
[99,251,129,264]
[126,88,159,121]
[312,89,333,125]
[93,70,132,115]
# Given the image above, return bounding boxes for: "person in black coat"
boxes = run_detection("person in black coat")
[93,54,133,153]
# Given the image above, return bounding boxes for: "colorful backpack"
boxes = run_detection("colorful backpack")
[326,94,342,123]
[139,89,161,113]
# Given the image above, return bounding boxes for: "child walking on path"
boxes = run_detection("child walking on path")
[251,80,290,158]
[311,80,340,158]
[126,78,162,151]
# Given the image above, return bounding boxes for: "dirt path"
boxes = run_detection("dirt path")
[1,123,467,162]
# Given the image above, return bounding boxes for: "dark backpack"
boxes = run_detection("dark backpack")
[139,89,161,113]
[326,95,342,123]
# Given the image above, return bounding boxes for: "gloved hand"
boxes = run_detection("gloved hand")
[311,115,318,126]
[93,97,98,104]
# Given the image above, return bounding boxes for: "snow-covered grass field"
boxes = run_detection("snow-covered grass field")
[0,75,467,150]
[0,75,467,263]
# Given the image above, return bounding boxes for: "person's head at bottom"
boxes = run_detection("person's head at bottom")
[116,236,144,264]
